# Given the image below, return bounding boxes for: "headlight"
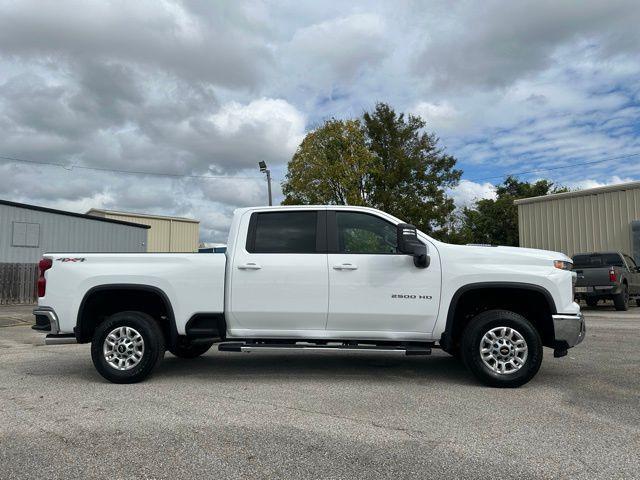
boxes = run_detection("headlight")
[554,260,572,270]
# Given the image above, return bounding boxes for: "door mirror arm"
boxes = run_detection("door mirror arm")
[396,223,430,269]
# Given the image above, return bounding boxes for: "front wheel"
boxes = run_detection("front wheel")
[91,311,165,384]
[461,310,543,388]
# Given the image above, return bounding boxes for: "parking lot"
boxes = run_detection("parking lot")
[0,304,638,479]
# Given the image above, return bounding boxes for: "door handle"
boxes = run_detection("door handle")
[238,262,262,270]
[333,263,358,270]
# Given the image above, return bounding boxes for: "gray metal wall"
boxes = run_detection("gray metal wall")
[0,203,148,263]
[0,263,38,304]
[517,183,640,261]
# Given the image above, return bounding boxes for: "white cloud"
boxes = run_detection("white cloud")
[410,101,459,132]
[210,98,306,156]
[413,0,640,90]
[448,180,496,207]
[289,13,386,76]
[566,176,636,191]
[284,13,389,94]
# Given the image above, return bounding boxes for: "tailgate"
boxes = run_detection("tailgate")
[574,267,614,291]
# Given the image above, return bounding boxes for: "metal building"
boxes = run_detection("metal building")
[515,181,640,261]
[87,209,199,252]
[0,199,149,303]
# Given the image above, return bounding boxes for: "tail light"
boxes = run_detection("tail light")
[609,267,617,282]
[37,258,53,297]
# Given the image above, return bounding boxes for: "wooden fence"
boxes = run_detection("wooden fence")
[0,263,38,304]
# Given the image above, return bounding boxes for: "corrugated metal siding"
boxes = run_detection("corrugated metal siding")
[170,221,199,252]
[0,263,38,304]
[518,185,640,258]
[0,203,148,263]
[100,213,199,252]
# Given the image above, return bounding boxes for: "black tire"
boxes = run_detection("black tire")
[613,284,629,311]
[586,298,599,308]
[636,299,640,307]
[91,311,165,384]
[169,339,214,359]
[460,309,543,388]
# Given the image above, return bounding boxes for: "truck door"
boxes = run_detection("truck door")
[623,254,640,294]
[325,210,441,335]
[229,209,329,333]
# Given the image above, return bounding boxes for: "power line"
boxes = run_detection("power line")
[3,150,638,184]
[0,154,263,180]
[469,152,640,182]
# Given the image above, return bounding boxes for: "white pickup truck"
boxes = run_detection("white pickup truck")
[33,205,585,387]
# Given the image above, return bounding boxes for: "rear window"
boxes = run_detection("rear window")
[248,211,318,253]
[572,254,624,268]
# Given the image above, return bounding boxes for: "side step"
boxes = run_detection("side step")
[44,334,77,345]
[218,342,432,356]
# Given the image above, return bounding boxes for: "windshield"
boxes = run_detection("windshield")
[572,253,624,268]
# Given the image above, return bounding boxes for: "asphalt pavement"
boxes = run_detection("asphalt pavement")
[0,303,638,479]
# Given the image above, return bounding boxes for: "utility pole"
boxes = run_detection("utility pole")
[258,161,273,206]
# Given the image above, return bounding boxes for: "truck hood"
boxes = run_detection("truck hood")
[434,242,571,266]
[491,245,570,262]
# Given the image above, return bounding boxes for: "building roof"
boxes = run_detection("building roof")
[87,208,199,223]
[0,199,151,229]
[514,180,640,206]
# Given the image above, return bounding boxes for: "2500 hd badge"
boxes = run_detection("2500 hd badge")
[391,294,433,299]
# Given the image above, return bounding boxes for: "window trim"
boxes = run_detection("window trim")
[327,210,403,255]
[245,210,327,254]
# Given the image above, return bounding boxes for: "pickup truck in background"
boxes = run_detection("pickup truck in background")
[33,206,585,388]
[573,252,640,311]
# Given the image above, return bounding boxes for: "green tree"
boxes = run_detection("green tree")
[362,103,461,236]
[281,119,375,205]
[459,176,568,246]
[282,103,462,237]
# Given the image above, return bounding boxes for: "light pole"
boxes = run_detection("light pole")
[258,161,272,206]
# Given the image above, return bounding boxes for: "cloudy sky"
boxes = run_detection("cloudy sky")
[1,0,639,242]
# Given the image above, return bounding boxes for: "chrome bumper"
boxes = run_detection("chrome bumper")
[552,313,586,349]
[33,307,60,333]
[33,307,77,345]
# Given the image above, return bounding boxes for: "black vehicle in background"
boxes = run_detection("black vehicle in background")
[573,252,640,311]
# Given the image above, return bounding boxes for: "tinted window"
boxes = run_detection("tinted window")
[336,212,397,254]
[572,253,625,268]
[250,212,317,253]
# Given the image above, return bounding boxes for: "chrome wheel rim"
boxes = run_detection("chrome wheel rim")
[103,326,145,371]
[480,326,528,375]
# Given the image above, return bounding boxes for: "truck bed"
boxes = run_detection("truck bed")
[40,252,227,335]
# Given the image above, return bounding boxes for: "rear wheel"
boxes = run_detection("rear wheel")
[91,311,165,384]
[613,284,629,311]
[169,339,214,359]
[636,299,640,307]
[460,309,543,388]
[586,298,599,308]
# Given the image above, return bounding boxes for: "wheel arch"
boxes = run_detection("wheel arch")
[76,284,178,347]
[440,282,557,351]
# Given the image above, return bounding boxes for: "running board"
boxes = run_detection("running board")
[218,342,432,356]
[44,333,78,345]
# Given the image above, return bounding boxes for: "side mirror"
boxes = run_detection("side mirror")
[397,223,430,269]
